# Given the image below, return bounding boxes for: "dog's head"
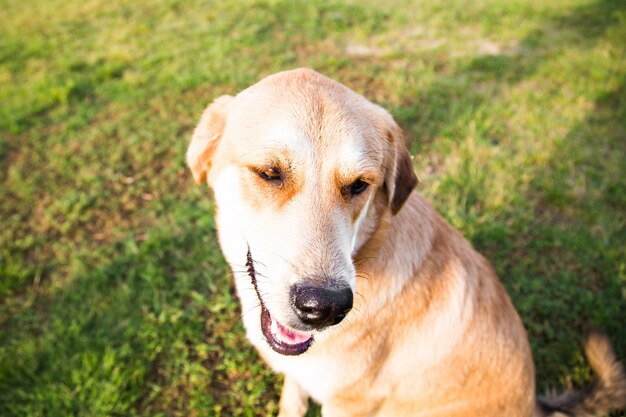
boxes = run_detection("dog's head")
[187,69,417,356]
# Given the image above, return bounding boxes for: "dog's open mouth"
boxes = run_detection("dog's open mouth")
[260,305,313,355]
[247,250,314,356]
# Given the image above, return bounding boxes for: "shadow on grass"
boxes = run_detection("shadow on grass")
[489,77,626,390]
[0,200,280,417]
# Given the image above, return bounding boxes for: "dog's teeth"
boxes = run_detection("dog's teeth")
[270,317,279,336]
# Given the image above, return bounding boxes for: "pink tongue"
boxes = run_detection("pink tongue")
[274,319,312,345]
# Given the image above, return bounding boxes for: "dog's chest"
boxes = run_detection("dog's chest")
[270,346,371,402]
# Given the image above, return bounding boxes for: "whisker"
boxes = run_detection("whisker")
[220,272,233,280]
[225,265,271,281]
[355,273,372,282]
[353,256,379,266]
[241,302,262,319]
[252,258,268,268]
[226,269,251,275]
[253,270,270,280]
[266,251,299,271]
[226,261,250,269]
[356,294,367,304]
[354,291,368,310]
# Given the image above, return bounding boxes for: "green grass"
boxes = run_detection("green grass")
[1,0,625,416]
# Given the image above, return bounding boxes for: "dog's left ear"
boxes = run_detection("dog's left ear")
[186,95,233,184]
[383,115,418,215]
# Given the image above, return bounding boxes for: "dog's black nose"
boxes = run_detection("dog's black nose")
[291,284,353,329]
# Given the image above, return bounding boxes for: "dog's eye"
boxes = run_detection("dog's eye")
[257,167,283,184]
[348,179,369,196]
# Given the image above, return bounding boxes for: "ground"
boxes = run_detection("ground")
[0,0,625,416]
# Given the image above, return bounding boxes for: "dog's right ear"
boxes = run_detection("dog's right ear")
[386,122,418,215]
[186,95,233,184]
[374,107,418,215]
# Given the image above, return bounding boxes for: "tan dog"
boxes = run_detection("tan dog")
[187,68,626,417]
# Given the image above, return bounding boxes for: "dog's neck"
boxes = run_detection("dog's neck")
[351,192,440,317]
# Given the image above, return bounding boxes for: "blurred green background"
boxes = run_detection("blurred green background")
[1,0,625,416]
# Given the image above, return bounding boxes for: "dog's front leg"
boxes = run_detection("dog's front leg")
[278,375,309,417]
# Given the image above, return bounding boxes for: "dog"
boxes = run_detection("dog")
[186,68,626,417]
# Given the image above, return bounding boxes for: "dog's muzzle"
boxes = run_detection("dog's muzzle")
[246,249,353,356]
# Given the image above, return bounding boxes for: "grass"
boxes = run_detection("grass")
[1,0,624,415]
